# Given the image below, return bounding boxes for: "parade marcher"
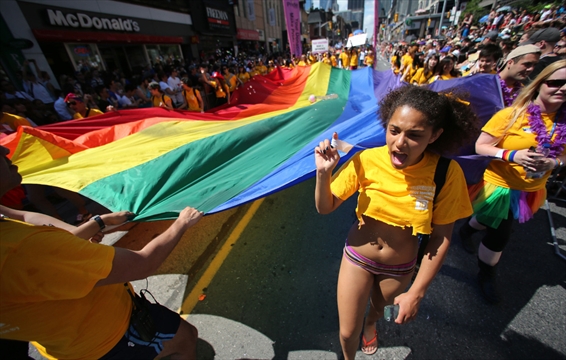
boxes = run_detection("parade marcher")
[315,86,480,358]
[331,52,338,67]
[179,77,204,113]
[65,93,103,119]
[349,47,359,70]
[0,145,203,359]
[410,54,439,85]
[428,56,460,83]
[223,66,240,94]
[459,60,566,304]
[297,55,309,67]
[391,49,402,75]
[399,43,418,76]
[148,81,174,110]
[498,45,541,107]
[402,52,424,83]
[340,49,351,70]
[523,27,562,83]
[238,66,251,84]
[363,49,375,68]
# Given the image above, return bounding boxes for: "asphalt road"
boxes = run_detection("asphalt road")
[187,176,566,360]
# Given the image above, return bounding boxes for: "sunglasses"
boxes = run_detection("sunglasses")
[544,79,566,88]
[66,101,77,106]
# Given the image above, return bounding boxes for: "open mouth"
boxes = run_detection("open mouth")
[392,151,408,166]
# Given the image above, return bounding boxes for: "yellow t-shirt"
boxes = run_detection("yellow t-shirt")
[340,52,350,68]
[482,107,563,191]
[364,54,375,66]
[226,73,237,92]
[0,219,132,359]
[151,94,172,107]
[238,72,250,83]
[401,54,413,71]
[72,108,104,119]
[330,146,472,235]
[330,55,338,67]
[183,87,201,111]
[249,68,261,77]
[0,113,32,131]
[349,52,359,67]
[410,68,433,85]
[428,74,456,84]
[391,55,400,74]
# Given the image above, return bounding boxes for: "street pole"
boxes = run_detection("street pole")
[437,0,447,37]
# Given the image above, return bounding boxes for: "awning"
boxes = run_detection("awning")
[236,28,260,41]
[32,29,182,44]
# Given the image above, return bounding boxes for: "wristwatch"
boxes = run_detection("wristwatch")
[92,215,106,230]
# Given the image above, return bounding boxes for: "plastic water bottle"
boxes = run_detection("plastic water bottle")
[526,143,550,179]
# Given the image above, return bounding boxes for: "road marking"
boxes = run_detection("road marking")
[179,198,265,315]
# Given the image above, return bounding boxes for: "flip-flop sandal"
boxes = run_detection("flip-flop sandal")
[361,329,378,355]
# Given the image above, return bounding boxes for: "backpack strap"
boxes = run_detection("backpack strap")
[416,156,451,269]
[85,107,91,118]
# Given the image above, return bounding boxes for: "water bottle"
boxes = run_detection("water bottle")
[526,143,550,179]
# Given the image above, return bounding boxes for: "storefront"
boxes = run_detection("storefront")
[189,0,237,60]
[236,28,260,55]
[15,1,193,78]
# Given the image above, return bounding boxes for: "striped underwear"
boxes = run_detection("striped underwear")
[343,240,416,276]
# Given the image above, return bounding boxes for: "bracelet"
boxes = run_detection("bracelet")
[91,215,106,230]
[501,150,517,162]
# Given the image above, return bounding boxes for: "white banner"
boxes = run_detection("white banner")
[311,38,328,54]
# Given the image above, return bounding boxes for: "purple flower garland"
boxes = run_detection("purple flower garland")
[527,103,566,158]
[499,76,521,107]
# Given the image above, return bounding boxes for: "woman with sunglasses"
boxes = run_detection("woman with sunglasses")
[459,60,566,304]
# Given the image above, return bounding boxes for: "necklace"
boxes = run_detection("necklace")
[499,75,521,107]
[527,103,566,158]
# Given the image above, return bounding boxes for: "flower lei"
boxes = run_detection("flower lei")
[527,103,566,158]
[499,76,521,107]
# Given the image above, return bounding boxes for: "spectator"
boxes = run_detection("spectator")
[463,44,502,76]
[523,27,562,83]
[53,89,74,121]
[1,81,34,102]
[21,60,55,106]
[95,86,113,112]
[90,69,105,88]
[134,77,153,108]
[167,69,184,107]
[498,45,541,107]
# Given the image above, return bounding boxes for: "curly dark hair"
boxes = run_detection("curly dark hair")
[378,85,481,155]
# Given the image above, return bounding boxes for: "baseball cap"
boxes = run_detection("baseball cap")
[148,81,160,89]
[211,72,224,80]
[522,27,561,45]
[485,31,499,42]
[505,44,541,62]
[64,93,83,103]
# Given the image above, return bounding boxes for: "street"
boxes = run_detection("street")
[185,177,566,360]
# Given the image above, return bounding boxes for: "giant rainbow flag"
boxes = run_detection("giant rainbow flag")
[1,63,503,221]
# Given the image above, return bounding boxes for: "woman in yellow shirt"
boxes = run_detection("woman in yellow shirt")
[391,50,402,75]
[297,54,309,66]
[238,66,251,84]
[179,78,204,112]
[340,49,350,70]
[410,54,438,85]
[402,52,423,83]
[428,57,460,84]
[459,60,566,304]
[315,85,480,357]
[349,48,359,70]
[363,49,375,68]
[65,93,104,119]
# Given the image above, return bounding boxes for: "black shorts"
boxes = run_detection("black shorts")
[99,296,181,359]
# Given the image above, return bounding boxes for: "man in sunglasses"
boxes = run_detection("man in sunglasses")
[522,27,561,84]
[64,93,104,120]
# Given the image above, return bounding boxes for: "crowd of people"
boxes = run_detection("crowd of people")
[0,3,565,359]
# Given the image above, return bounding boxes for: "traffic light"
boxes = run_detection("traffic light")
[328,21,332,29]
[427,18,431,27]
[446,11,450,19]
[394,13,398,22]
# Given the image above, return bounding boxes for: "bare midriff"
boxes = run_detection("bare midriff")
[346,215,419,265]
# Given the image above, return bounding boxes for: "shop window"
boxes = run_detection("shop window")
[64,43,105,72]
[145,44,183,67]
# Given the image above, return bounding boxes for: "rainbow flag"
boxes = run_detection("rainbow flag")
[1,64,503,221]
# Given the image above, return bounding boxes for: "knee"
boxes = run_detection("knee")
[339,328,359,343]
